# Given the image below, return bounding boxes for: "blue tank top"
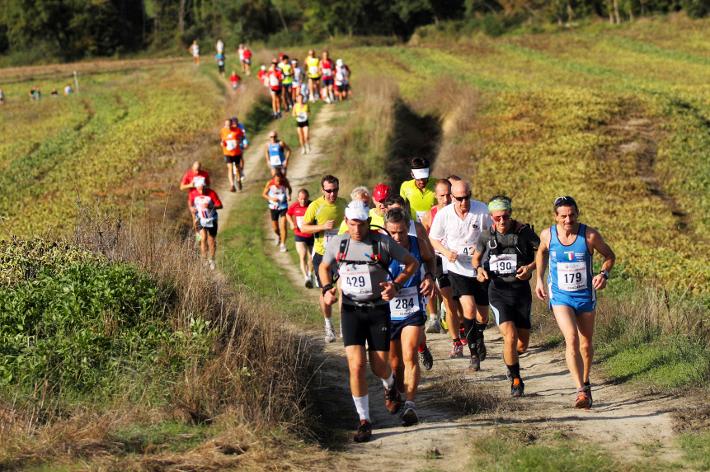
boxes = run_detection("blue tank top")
[388,236,425,321]
[268,142,285,166]
[548,224,594,301]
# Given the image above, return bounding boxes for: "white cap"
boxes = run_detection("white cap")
[345,200,370,221]
[336,58,343,66]
[193,176,206,187]
[412,168,430,179]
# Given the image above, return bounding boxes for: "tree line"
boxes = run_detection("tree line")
[0,0,706,61]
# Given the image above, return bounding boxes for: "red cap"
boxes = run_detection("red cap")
[372,183,391,203]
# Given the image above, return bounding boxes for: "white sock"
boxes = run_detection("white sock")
[325,318,333,330]
[381,372,394,390]
[353,395,369,421]
[428,313,437,320]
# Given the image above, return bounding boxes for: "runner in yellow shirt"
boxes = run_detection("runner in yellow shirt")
[300,175,347,342]
[399,158,438,223]
[305,49,321,103]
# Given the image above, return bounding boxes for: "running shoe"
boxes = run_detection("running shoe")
[304,277,313,289]
[401,403,419,426]
[425,317,441,334]
[384,383,402,414]
[279,244,287,252]
[420,346,434,371]
[324,326,336,343]
[353,420,372,443]
[583,381,593,408]
[237,181,243,192]
[468,354,481,372]
[274,238,281,247]
[230,185,236,193]
[449,342,464,358]
[511,378,524,397]
[575,389,591,409]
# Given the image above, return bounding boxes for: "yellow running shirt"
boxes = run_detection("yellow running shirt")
[399,178,438,222]
[306,57,321,79]
[303,196,347,255]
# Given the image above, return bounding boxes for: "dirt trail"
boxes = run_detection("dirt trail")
[226,102,683,470]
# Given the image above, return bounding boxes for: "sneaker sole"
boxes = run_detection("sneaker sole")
[401,409,419,426]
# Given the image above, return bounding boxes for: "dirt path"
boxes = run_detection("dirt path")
[228,102,683,470]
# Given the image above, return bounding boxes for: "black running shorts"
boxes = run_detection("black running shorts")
[390,311,426,341]
[489,280,532,329]
[312,252,336,288]
[434,255,451,289]
[448,272,489,305]
[297,120,309,128]
[341,302,390,351]
[270,208,287,221]
[224,154,242,165]
[196,222,218,237]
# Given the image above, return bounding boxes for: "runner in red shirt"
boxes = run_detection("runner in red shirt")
[286,188,315,288]
[267,60,284,119]
[242,46,252,76]
[188,177,223,270]
[180,161,210,191]
[229,70,241,91]
[320,50,335,104]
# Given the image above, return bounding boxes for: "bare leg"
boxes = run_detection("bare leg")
[401,326,423,401]
[577,311,595,383]
[553,306,585,389]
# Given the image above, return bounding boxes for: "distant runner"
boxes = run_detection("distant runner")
[229,70,241,91]
[262,171,292,253]
[305,49,321,103]
[399,158,438,223]
[267,60,284,118]
[241,44,252,75]
[385,207,436,426]
[300,175,347,343]
[320,50,335,103]
[292,94,311,154]
[280,55,294,111]
[179,161,210,192]
[189,40,200,65]
[319,200,419,442]
[291,59,303,103]
[215,51,226,76]
[220,117,246,192]
[473,196,540,397]
[429,180,491,371]
[535,196,616,409]
[264,130,292,176]
[286,189,315,288]
[188,177,222,270]
[215,39,224,54]
[334,59,351,101]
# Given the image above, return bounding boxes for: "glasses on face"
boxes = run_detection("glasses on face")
[269,135,277,139]
[323,187,339,194]
[452,193,471,202]
[492,213,511,222]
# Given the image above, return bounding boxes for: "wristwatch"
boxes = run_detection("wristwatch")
[599,270,610,280]
[321,283,334,295]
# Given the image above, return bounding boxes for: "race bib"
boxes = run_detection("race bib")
[296,216,304,230]
[269,153,283,166]
[297,112,308,123]
[341,265,373,297]
[490,254,517,275]
[323,68,333,77]
[309,65,319,76]
[269,75,280,87]
[225,139,237,151]
[451,246,476,277]
[557,262,587,291]
[389,286,420,319]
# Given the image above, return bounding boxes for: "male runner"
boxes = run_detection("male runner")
[370,183,391,228]
[267,60,283,118]
[535,196,615,409]
[179,161,210,192]
[300,175,347,342]
[429,180,491,371]
[320,200,418,442]
[241,45,252,75]
[264,130,292,176]
[385,207,436,426]
[334,59,351,101]
[473,196,540,396]
[280,55,294,111]
[399,157,438,223]
[188,177,222,270]
[262,171,291,252]
[220,117,246,192]
[305,49,321,103]
[320,50,335,103]
[286,189,315,288]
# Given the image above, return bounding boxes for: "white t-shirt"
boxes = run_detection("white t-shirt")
[429,201,491,277]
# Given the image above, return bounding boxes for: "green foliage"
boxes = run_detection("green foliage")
[679,431,710,470]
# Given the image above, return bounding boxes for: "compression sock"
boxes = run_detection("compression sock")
[463,318,476,355]
[507,363,521,380]
[381,372,395,390]
[476,321,487,336]
[352,395,370,421]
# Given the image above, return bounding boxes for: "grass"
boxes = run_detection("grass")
[679,431,710,471]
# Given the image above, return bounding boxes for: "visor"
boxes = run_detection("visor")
[412,168,430,179]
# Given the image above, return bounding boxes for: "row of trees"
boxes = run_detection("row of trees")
[0,0,706,61]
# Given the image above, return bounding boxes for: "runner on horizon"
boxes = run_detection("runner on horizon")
[320,50,335,103]
[267,60,284,119]
[300,175,347,343]
[385,207,436,426]
[220,117,246,192]
[319,200,419,442]
[188,176,222,270]
[264,130,292,176]
[473,195,540,397]
[535,196,616,409]
[262,171,291,253]
[305,49,321,103]
[189,40,200,65]
[241,44,252,75]
[291,59,303,103]
[429,180,491,371]
[292,94,311,154]
[287,189,315,288]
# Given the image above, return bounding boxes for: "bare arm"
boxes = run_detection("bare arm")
[282,141,292,166]
[534,228,551,300]
[429,237,457,263]
[588,227,616,290]
[381,253,419,301]
[262,183,274,202]
[286,212,296,230]
[301,220,334,234]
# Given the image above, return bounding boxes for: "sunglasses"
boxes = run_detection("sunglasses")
[452,193,471,202]
[492,214,511,222]
[323,188,339,194]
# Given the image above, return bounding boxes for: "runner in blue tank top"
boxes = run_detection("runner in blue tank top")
[385,207,436,427]
[263,130,292,176]
[535,196,616,410]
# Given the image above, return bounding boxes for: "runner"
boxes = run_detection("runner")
[262,171,292,252]
[334,58,351,101]
[229,70,241,91]
[535,196,616,409]
[241,44,252,76]
[286,189,315,288]
[291,59,302,103]
[189,40,200,65]
[319,200,419,442]
[258,65,268,88]
[305,49,321,103]
[300,175,347,343]
[472,196,540,397]
[280,55,294,111]
[264,130,292,176]
[188,176,222,270]
[216,38,224,54]
[421,179,466,356]
[0,88,5,105]
[267,60,283,118]
[179,161,210,192]
[429,180,491,371]
[384,207,436,426]
[220,117,246,192]
[399,158,438,223]
[369,183,391,229]
[234,116,249,182]
[320,50,335,104]
[292,94,311,154]
[215,51,226,76]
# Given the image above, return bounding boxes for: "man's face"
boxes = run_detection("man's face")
[436,184,451,206]
[451,186,471,213]
[385,221,409,246]
[347,218,369,241]
[322,181,339,203]
[414,177,428,190]
[555,206,578,230]
[359,193,371,206]
[298,192,308,205]
[374,199,387,215]
[192,162,201,172]
[491,210,513,233]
